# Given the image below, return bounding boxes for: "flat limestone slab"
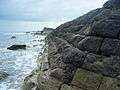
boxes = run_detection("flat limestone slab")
[71,68,103,90]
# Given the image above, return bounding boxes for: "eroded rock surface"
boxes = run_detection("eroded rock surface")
[23,0,120,90]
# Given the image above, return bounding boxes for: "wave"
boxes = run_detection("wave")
[4,32,26,35]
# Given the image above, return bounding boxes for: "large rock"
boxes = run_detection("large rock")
[47,37,86,68]
[71,69,103,90]
[83,53,120,77]
[37,70,63,90]
[78,36,103,53]
[23,0,120,90]
[87,19,120,38]
[99,77,120,90]
[101,38,120,56]
[7,45,26,50]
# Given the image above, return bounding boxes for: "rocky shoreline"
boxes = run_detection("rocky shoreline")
[23,0,120,90]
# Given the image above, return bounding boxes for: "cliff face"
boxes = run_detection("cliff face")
[23,0,120,90]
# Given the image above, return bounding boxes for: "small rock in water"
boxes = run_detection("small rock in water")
[11,36,16,39]
[33,45,38,47]
[26,32,30,34]
[0,72,9,81]
[7,45,26,50]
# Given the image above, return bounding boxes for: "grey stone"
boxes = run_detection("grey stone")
[71,68,103,90]
[50,64,77,84]
[83,53,120,77]
[88,19,120,38]
[103,0,120,9]
[101,38,120,56]
[61,84,83,90]
[78,36,103,53]
[99,77,120,90]
[37,70,62,90]
[62,33,85,47]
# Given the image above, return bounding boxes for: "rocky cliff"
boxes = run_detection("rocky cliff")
[23,0,120,90]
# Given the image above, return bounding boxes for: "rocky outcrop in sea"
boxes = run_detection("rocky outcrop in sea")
[23,0,120,90]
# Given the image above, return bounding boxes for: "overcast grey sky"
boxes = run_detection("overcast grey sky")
[0,0,107,22]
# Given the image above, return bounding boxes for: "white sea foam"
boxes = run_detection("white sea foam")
[4,32,26,35]
[0,32,45,90]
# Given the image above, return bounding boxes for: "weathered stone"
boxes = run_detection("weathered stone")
[23,74,38,90]
[103,0,120,9]
[78,36,103,53]
[48,37,86,68]
[62,33,85,47]
[87,19,120,38]
[99,77,120,90]
[37,70,62,90]
[82,53,106,74]
[50,65,77,84]
[50,68,64,81]
[71,68,103,90]
[71,35,85,47]
[41,61,49,71]
[101,38,120,56]
[61,46,86,67]
[83,53,120,77]
[61,84,83,90]
[61,84,73,90]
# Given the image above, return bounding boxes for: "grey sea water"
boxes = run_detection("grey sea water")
[0,20,62,90]
[0,32,45,90]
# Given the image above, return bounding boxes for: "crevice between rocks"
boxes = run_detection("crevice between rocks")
[97,77,104,90]
[97,38,105,55]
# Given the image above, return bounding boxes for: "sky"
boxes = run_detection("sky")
[0,0,108,22]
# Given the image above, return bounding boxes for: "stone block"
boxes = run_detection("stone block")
[83,53,120,77]
[61,84,83,90]
[78,36,103,53]
[71,68,103,90]
[99,77,120,90]
[101,38,120,56]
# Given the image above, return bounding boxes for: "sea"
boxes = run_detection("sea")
[0,20,63,90]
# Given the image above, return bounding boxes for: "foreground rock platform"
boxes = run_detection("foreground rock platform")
[23,0,120,90]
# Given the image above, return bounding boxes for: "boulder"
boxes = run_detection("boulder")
[7,45,26,50]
